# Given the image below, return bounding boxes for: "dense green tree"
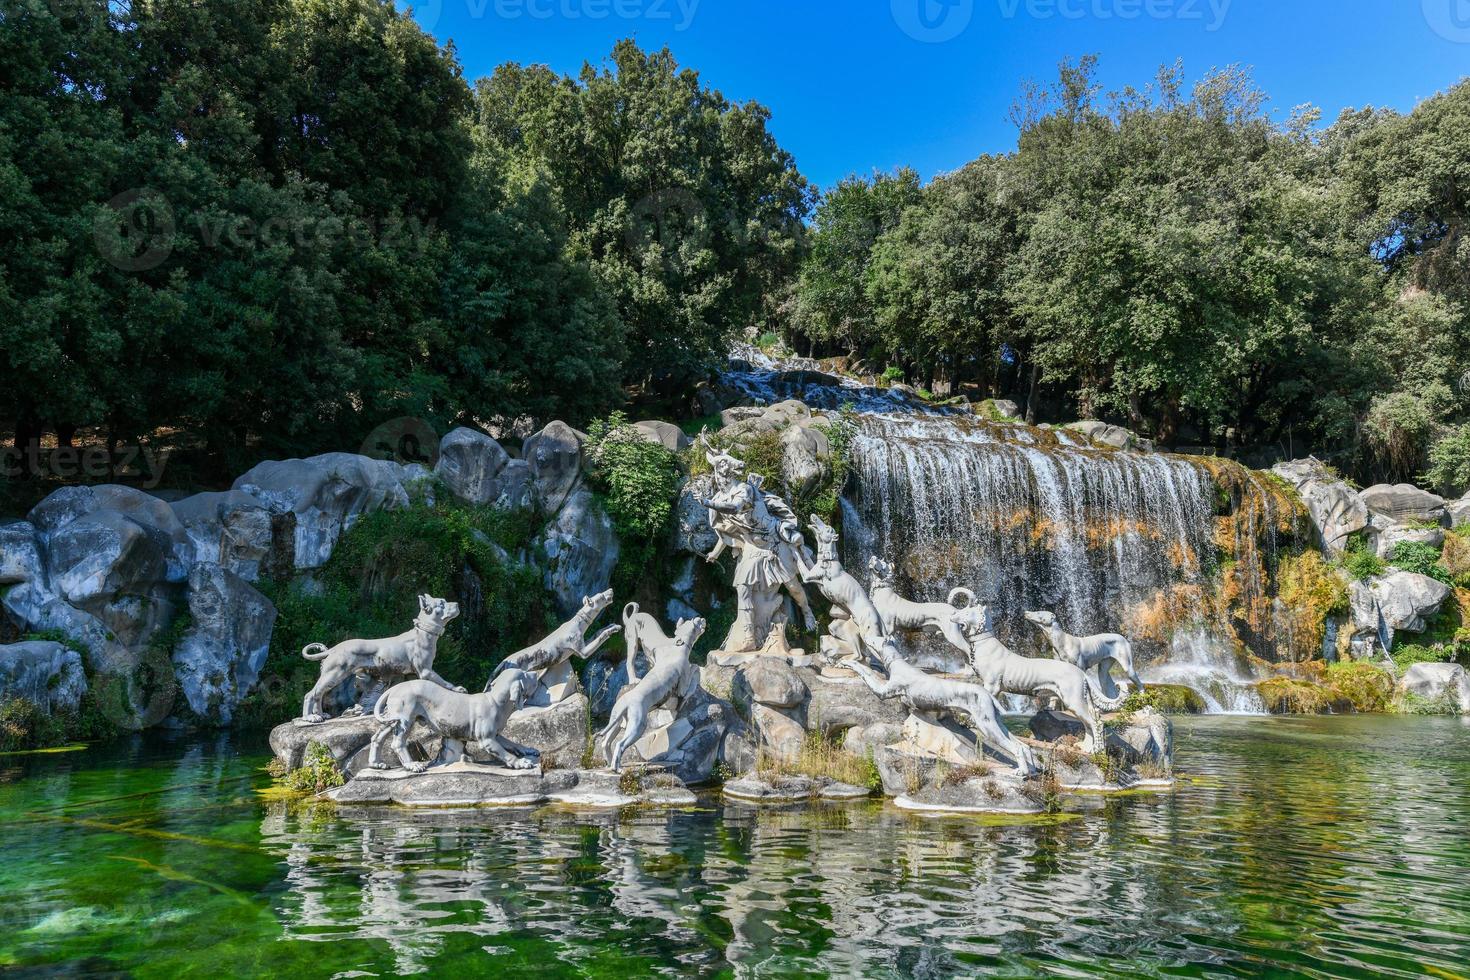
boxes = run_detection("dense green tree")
[474,41,815,389]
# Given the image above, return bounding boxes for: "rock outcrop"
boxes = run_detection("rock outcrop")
[1271,459,1370,555]
[0,640,86,713]
[172,563,276,724]
[1359,484,1448,525]
[433,427,533,510]
[1399,663,1470,714]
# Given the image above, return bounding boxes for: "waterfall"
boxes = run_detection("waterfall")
[843,414,1217,646]
[719,358,1290,714]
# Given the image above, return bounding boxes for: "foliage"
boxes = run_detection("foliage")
[0,697,64,752]
[1424,424,1470,497]
[1391,643,1455,674]
[0,10,809,473]
[1397,690,1461,716]
[239,499,549,727]
[1339,542,1386,581]
[585,413,683,542]
[1387,541,1453,585]
[756,729,877,793]
[268,742,345,794]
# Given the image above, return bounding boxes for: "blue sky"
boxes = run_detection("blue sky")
[406,0,1470,189]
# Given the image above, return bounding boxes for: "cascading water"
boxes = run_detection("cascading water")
[720,356,1278,713]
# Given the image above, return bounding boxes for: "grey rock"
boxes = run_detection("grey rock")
[719,406,765,428]
[1399,663,1470,713]
[1449,492,1470,527]
[723,774,817,802]
[0,520,43,586]
[434,427,526,508]
[270,716,384,771]
[496,693,590,768]
[1065,420,1144,451]
[45,509,173,608]
[780,423,829,498]
[1029,708,1173,772]
[330,764,695,808]
[522,421,585,514]
[0,640,86,713]
[538,488,619,618]
[763,399,812,427]
[172,563,277,724]
[671,475,719,557]
[233,453,411,570]
[1272,458,1372,555]
[1376,521,1446,558]
[1371,571,1452,633]
[992,399,1021,419]
[171,490,275,581]
[632,420,691,452]
[842,721,904,760]
[31,484,191,584]
[733,658,808,709]
[1359,483,1447,524]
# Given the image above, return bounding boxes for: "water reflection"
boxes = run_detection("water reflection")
[5,718,1469,977]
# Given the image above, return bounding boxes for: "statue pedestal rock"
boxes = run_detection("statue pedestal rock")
[329,761,696,808]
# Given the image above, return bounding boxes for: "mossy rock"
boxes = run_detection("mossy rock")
[1121,684,1206,715]
[1256,677,1331,714]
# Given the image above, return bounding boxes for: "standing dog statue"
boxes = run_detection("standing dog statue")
[953,604,1128,752]
[597,612,706,772]
[369,667,541,773]
[300,595,465,724]
[868,557,976,660]
[1024,610,1144,700]
[845,654,1039,777]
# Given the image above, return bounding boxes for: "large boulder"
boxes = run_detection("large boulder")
[671,475,719,558]
[30,484,191,583]
[1399,663,1470,714]
[1375,521,1445,559]
[1359,484,1447,525]
[0,640,86,714]
[522,421,585,514]
[433,427,534,510]
[538,488,619,618]
[631,420,691,453]
[1272,459,1371,555]
[1449,492,1470,527]
[171,490,278,582]
[1371,571,1452,633]
[172,563,277,724]
[44,509,173,608]
[232,453,411,569]
[780,423,829,498]
[0,520,43,586]
[1065,420,1148,451]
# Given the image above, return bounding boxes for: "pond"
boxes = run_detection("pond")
[3,716,1468,977]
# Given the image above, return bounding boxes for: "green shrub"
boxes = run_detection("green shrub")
[1424,423,1470,497]
[755,331,780,351]
[880,365,904,385]
[1387,541,1453,585]
[1277,551,1350,659]
[586,412,683,542]
[269,741,345,794]
[1397,690,1461,715]
[1391,643,1455,673]
[1338,542,1385,581]
[0,697,65,752]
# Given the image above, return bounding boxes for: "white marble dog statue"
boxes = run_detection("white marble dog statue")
[845,650,1039,777]
[368,666,541,773]
[490,588,622,701]
[953,604,1128,752]
[795,515,891,662]
[867,556,976,660]
[1024,610,1144,700]
[597,611,706,772]
[300,594,465,723]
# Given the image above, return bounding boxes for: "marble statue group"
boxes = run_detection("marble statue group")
[281,438,1163,811]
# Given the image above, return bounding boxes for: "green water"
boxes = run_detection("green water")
[3,717,1469,978]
